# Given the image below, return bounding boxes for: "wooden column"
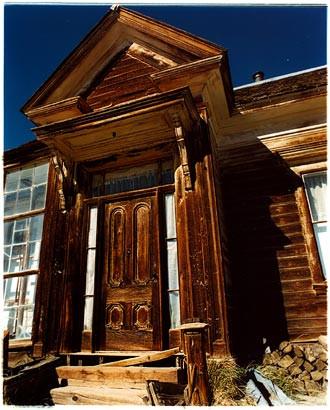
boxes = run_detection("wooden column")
[180,322,210,406]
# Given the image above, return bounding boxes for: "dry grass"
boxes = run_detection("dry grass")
[257,365,306,399]
[207,357,256,406]
[256,364,298,398]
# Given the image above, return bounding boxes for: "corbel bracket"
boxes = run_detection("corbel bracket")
[172,114,193,190]
[51,151,77,213]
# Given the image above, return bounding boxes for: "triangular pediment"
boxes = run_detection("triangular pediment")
[85,42,176,110]
[22,6,225,116]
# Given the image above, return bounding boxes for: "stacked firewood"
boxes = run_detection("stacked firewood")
[262,336,328,395]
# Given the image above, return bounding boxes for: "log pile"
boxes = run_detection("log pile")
[262,336,328,396]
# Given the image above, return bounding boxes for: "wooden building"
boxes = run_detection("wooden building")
[4,6,327,368]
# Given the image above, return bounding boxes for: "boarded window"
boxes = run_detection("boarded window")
[303,171,328,278]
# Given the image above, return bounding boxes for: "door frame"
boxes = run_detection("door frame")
[82,184,175,352]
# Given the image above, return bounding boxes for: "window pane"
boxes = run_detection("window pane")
[34,163,49,185]
[4,222,14,245]
[304,172,327,222]
[3,246,10,272]
[19,168,33,189]
[3,275,37,339]
[165,193,176,239]
[83,297,94,331]
[3,276,19,303]
[16,219,27,230]
[167,240,179,290]
[9,244,26,272]
[169,291,181,329]
[5,171,19,192]
[11,244,26,260]
[29,215,44,241]
[27,242,41,269]
[31,184,47,210]
[161,160,174,184]
[88,207,98,248]
[16,189,31,214]
[13,229,28,244]
[4,192,17,216]
[314,222,328,278]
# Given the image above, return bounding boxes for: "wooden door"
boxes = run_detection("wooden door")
[100,193,162,351]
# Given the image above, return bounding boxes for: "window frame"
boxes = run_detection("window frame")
[294,164,327,288]
[301,170,327,281]
[3,161,50,343]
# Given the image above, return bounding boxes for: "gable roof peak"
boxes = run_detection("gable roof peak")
[22,5,226,115]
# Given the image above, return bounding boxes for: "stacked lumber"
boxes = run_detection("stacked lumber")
[262,336,328,395]
[50,348,185,405]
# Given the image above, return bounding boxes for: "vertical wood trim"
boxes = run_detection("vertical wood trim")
[32,160,58,356]
[174,166,193,321]
[202,153,229,354]
[295,186,325,284]
[153,189,163,350]
[59,191,85,353]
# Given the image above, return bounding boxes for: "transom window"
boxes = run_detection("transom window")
[3,162,49,340]
[92,160,174,196]
[303,171,327,278]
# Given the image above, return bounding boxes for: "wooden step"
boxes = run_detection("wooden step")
[56,365,182,387]
[50,385,148,405]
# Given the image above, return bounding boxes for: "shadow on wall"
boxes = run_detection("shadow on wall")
[221,141,303,365]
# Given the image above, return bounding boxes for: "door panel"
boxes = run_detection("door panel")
[107,207,126,286]
[101,193,161,351]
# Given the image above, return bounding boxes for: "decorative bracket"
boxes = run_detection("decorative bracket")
[172,114,193,190]
[51,151,77,213]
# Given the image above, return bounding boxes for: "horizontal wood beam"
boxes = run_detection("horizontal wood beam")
[56,366,181,384]
[97,347,180,367]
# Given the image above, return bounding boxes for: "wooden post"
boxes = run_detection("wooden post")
[3,330,9,370]
[179,322,210,405]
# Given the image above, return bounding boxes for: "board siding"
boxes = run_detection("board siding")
[219,143,327,360]
[86,48,159,110]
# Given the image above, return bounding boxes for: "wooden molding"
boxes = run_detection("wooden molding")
[150,55,222,82]
[33,88,199,163]
[26,96,92,126]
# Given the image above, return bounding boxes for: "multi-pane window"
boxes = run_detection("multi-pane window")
[3,163,48,340]
[303,171,328,278]
[164,193,181,329]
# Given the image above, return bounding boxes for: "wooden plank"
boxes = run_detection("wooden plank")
[148,381,161,406]
[67,378,146,389]
[56,366,180,384]
[50,385,148,405]
[97,347,180,367]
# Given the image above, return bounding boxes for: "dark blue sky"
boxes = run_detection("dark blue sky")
[4,4,327,150]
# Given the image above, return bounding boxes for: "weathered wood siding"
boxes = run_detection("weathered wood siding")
[86,47,160,110]
[219,142,327,361]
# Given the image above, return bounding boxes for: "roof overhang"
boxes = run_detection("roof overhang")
[33,88,200,162]
[22,6,225,114]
